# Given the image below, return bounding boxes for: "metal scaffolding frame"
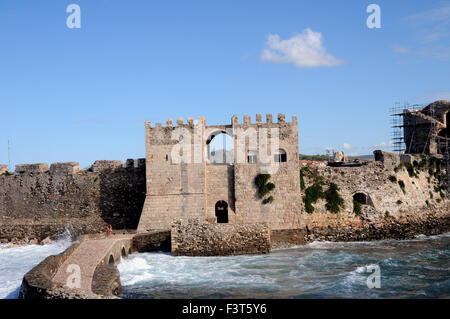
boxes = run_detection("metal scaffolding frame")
[390,102,425,154]
[390,102,449,194]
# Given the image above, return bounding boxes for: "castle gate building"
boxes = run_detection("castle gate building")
[137,114,301,232]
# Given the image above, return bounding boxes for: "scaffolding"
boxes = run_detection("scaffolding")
[438,137,450,194]
[390,102,450,194]
[390,102,425,154]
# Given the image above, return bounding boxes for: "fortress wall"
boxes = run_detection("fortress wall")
[206,164,235,221]
[138,194,207,232]
[171,219,271,256]
[304,159,444,217]
[234,162,302,230]
[0,160,146,243]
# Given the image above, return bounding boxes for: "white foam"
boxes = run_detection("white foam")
[0,238,72,299]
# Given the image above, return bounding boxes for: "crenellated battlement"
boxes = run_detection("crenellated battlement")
[145,113,296,130]
[4,159,146,176]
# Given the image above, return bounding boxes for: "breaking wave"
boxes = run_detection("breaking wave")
[118,233,450,299]
[0,234,72,299]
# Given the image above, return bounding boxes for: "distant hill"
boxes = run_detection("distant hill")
[299,154,329,161]
[299,154,375,162]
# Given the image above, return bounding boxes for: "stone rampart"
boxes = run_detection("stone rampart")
[0,159,145,243]
[171,219,271,256]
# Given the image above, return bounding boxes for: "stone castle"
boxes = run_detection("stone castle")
[138,113,302,232]
[403,100,450,155]
[1,103,449,247]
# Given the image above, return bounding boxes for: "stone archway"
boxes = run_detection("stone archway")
[206,131,234,164]
[353,193,368,205]
[108,255,115,265]
[215,200,229,223]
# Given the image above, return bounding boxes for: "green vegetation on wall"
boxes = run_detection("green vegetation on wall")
[303,181,345,214]
[303,182,324,214]
[398,180,406,194]
[353,200,362,216]
[255,173,275,205]
[324,183,345,214]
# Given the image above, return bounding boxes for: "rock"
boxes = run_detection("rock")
[40,237,52,245]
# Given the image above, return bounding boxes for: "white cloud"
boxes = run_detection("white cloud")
[261,28,344,68]
[392,45,412,54]
[374,141,394,148]
[343,143,352,150]
[394,3,450,60]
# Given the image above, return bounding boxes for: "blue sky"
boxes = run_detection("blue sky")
[1,0,449,169]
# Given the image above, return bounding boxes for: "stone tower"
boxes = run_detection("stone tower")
[137,114,301,232]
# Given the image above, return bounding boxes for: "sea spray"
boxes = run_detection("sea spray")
[118,233,450,299]
[0,233,73,299]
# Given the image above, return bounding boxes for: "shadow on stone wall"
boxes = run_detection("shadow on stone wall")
[97,163,146,230]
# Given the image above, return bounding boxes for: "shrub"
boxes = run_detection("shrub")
[429,191,433,199]
[398,180,406,194]
[394,164,403,173]
[388,175,397,183]
[303,182,324,214]
[405,163,418,178]
[255,173,275,204]
[385,211,390,218]
[353,200,362,216]
[397,200,402,205]
[263,196,274,205]
[324,183,344,214]
[300,170,306,190]
[1,171,11,176]
[436,198,441,204]
[425,200,430,206]
[255,174,275,198]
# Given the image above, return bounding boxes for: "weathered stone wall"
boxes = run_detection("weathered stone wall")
[171,219,271,256]
[271,204,450,248]
[19,243,84,299]
[0,159,145,243]
[0,165,8,175]
[138,114,301,232]
[132,230,171,252]
[267,151,450,248]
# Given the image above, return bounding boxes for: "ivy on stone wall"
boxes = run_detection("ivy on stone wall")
[255,173,275,204]
[303,180,345,214]
[300,169,306,190]
[303,182,324,214]
[398,180,406,194]
[324,183,345,214]
[353,200,362,216]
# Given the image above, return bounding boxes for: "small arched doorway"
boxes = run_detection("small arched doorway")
[353,193,368,205]
[108,255,115,265]
[215,200,228,223]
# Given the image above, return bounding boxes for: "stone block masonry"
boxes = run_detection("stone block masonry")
[171,219,271,256]
[0,159,146,243]
[138,113,301,232]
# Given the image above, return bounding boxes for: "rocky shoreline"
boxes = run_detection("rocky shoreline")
[271,204,450,249]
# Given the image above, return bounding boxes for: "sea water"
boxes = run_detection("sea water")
[118,233,450,299]
[0,236,72,299]
[1,233,448,299]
